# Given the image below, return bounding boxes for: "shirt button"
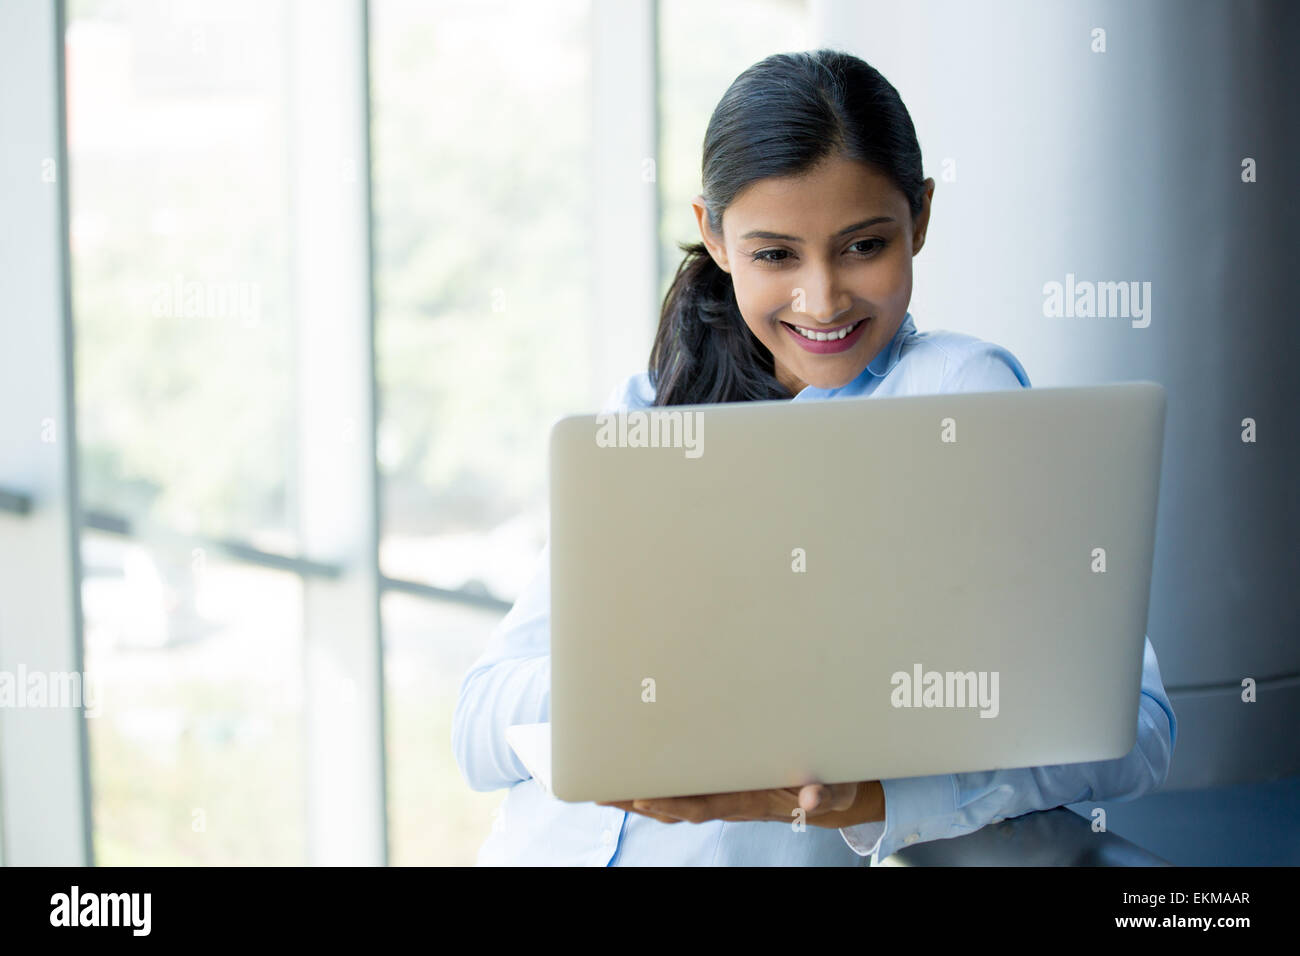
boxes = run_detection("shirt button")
[601,828,616,846]
[904,833,920,844]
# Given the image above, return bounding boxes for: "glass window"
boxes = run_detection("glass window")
[81,530,305,864]
[370,0,594,610]
[67,0,305,863]
[60,0,794,866]
[371,0,595,863]
[382,591,505,866]
[657,0,810,300]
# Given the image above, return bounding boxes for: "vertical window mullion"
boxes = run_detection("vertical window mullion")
[0,0,93,867]
[287,0,386,866]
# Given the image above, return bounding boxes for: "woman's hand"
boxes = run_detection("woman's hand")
[596,780,884,829]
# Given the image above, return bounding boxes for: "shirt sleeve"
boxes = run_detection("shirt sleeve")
[450,539,554,791]
[839,635,1176,863]
[451,371,649,792]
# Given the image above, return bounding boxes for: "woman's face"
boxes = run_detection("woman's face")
[693,153,935,395]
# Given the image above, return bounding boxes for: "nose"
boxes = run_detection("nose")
[794,264,852,324]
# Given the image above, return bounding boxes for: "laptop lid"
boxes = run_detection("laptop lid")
[547,382,1165,804]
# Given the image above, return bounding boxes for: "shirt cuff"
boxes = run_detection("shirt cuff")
[839,773,960,863]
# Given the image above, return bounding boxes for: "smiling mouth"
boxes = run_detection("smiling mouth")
[780,318,866,342]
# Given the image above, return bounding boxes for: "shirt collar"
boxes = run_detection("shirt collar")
[791,312,916,401]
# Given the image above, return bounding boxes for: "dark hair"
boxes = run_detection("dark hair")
[649,49,927,406]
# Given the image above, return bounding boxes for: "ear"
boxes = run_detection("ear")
[691,194,731,273]
[911,177,936,255]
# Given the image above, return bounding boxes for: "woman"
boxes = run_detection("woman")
[453,48,1176,866]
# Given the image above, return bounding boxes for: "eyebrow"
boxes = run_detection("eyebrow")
[740,216,896,242]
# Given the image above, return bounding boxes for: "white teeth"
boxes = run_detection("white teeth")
[792,320,859,341]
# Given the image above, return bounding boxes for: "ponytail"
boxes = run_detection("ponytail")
[648,240,790,406]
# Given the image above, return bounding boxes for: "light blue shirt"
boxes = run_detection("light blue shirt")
[452,312,1177,866]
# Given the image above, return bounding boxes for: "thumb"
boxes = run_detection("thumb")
[799,781,857,813]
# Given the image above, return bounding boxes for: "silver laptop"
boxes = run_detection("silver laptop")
[532,382,1165,804]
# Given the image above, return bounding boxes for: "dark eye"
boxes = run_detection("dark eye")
[850,238,885,255]
[751,249,792,264]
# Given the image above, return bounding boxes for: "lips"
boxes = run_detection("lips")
[780,317,870,354]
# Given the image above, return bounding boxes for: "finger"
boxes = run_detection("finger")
[823,782,860,812]
[798,784,828,812]
[600,799,683,823]
[799,781,858,814]
[637,793,750,824]
[634,796,706,822]
[597,801,637,812]
[627,803,684,824]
